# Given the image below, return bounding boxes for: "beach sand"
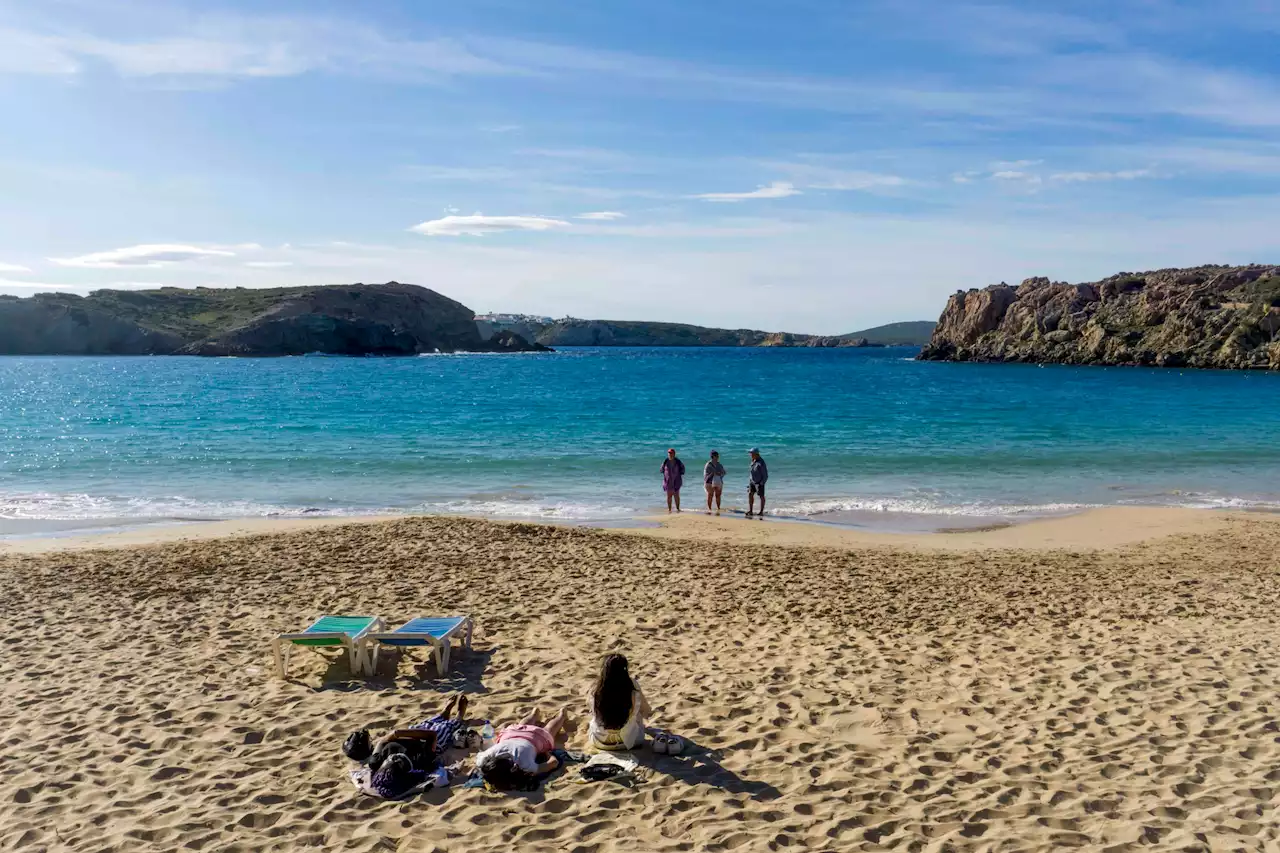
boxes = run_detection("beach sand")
[3,510,1279,852]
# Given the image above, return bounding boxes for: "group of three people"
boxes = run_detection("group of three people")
[346,653,659,795]
[661,447,769,517]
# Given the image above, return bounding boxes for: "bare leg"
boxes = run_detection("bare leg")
[714,486,722,511]
[438,694,459,719]
[674,490,681,512]
[706,488,713,512]
[759,491,765,517]
[541,707,571,743]
[520,707,543,726]
[747,489,755,517]
[666,492,673,513]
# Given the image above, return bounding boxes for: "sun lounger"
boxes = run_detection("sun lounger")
[272,615,384,678]
[367,616,473,676]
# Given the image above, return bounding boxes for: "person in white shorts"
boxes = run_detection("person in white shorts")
[703,449,726,514]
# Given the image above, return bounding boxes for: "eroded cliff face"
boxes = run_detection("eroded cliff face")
[0,295,186,354]
[919,265,1280,370]
[0,283,547,356]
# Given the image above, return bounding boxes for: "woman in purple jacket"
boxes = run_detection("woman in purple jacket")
[660,448,685,513]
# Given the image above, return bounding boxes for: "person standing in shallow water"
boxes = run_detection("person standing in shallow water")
[661,448,685,513]
[746,447,768,518]
[703,450,725,515]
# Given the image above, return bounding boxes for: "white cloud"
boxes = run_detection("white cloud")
[575,211,626,220]
[0,261,31,273]
[991,159,1044,169]
[49,244,236,268]
[245,261,294,268]
[409,215,570,237]
[991,170,1042,183]
[1049,169,1153,182]
[693,181,801,202]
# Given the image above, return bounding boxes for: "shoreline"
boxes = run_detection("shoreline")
[0,504,1250,554]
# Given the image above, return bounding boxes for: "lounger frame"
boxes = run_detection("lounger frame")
[272,615,384,678]
[367,616,473,676]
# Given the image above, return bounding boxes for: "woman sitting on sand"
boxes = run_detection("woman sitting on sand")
[475,707,570,791]
[588,653,652,751]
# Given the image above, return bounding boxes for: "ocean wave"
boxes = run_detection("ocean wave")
[420,499,638,521]
[768,497,1096,518]
[0,491,384,521]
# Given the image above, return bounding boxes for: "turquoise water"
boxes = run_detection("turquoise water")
[2,348,1279,536]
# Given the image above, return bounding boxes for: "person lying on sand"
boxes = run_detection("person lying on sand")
[475,706,571,791]
[342,693,479,774]
[587,653,653,751]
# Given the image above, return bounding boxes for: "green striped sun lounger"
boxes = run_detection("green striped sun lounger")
[272,615,384,679]
[366,616,473,676]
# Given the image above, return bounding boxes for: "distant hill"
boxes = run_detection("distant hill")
[533,318,880,348]
[0,283,548,356]
[504,317,933,348]
[839,321,936,347]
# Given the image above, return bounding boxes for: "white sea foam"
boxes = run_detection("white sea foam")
[0,491,381,522]
[421,499,638,521]
[767,496,1096,518]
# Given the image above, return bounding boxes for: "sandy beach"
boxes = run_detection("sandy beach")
[3,509,1279,852]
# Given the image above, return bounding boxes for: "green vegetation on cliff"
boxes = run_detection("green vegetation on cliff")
[0,283,547,356]
[919,265,1280,370]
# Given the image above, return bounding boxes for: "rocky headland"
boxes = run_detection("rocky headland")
[0,283,550,356]
[919,264,1280,370]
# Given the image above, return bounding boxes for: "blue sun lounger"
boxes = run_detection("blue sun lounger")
[272,615,384,679]
[367,616,473,676]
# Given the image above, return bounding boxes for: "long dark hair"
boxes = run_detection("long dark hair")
[592,653,637,730]
[478,752,537,792]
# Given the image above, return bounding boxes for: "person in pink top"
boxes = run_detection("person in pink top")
[475,707,570,791]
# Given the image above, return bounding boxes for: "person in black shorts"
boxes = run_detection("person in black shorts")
[746,448,768,518]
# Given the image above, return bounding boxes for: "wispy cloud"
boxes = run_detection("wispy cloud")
[1049,169,1153,183]
[245,260,294,268]
[693,181,801,202]
[409,214,570,236]
[990,170,1042,184]
[0,261,31,273]
[575,211,626,220]
[49,244,236,268]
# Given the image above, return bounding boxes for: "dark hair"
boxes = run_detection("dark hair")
[478,753,537,792]
[371,753,418,799]
[592,653,637,731]
[343,730,372,762]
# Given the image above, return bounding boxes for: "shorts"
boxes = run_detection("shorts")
[498,723,555,755]
[748,482,765,498]
[705,478,723,490]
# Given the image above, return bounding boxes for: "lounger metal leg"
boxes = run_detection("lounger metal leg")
[464,619,473,650]
[439,640,451,674]
[272,639,285,679]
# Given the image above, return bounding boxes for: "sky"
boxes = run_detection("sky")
[0,0,1278,333]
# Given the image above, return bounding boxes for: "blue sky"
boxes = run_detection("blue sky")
[0,0,1278,332]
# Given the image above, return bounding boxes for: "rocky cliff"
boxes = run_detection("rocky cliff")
[918,265,1280,370]
[0,283,549,356]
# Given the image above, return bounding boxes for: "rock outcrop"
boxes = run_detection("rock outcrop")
[0,283,549,356]
[919,265,1280,370]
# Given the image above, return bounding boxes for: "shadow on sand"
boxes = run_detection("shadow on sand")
[309,645,495,695]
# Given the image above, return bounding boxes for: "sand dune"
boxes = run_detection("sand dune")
[2,513,1279,852]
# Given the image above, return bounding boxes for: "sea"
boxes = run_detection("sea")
[3,347,1280,538]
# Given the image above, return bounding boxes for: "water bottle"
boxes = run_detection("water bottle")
[480,721,496,749]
